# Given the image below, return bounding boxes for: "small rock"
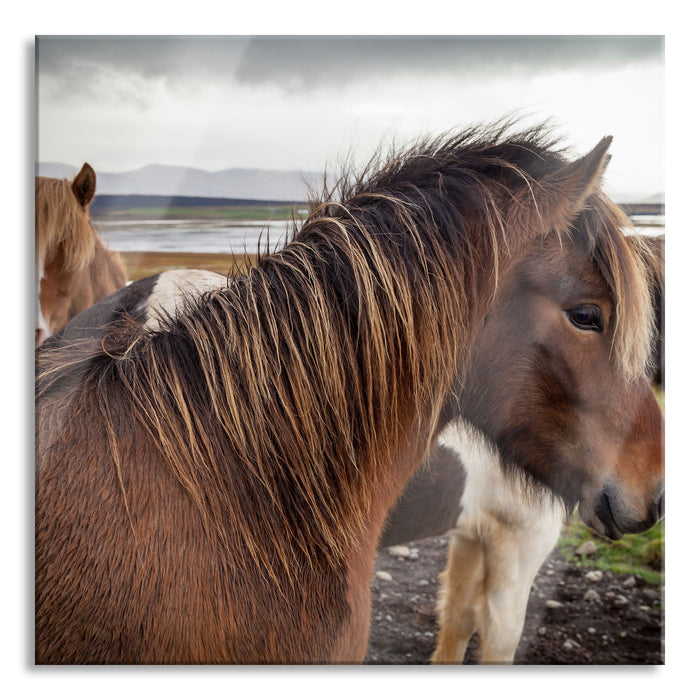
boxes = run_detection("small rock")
[575,540,598,556]
[587,627,597,634]
[418,579,430,587]
[563,639,580,650]
[585,570,604,583]
[546,569,555,575]
[375,570,392,581]
[614,595,629,606]
[583,589,601,603]
[620,631,627,638]
[408,549,420,560]
[387,545,411,558]
[643,588,660,600]
[639,604,652,612]
[622,576,636,588]
[538,626,547,636]
[545,600,564,609]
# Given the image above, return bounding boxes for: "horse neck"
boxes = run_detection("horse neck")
[249,205,477,519]
[90,238,128,292]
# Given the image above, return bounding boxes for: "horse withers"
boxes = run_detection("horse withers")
[35,163,127,347]
[35,124,664,663]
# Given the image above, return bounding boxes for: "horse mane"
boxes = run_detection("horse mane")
[36,122,655,585]
[36,175,96,270]
[305,121,653,377]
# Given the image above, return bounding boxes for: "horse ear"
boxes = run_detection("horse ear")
[510,136,613,236]
[71,163,97,209]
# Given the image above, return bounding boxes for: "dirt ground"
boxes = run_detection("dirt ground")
[365,535,663,665]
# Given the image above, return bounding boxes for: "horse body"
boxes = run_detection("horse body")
[35,163,127,346]
[35,124,664,664]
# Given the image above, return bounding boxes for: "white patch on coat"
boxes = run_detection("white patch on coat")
[437,421,565,533]
[143,269,228,331]
[36,253,49,342]
[435,420,565,663]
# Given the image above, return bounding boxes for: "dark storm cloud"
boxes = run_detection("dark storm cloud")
[233,35,663,89]
[37,35,663,95]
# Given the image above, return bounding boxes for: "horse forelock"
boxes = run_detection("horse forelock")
[36,176,97,271]
[569,193,655,381]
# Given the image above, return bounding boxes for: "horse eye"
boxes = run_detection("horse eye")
[567,305,602,332]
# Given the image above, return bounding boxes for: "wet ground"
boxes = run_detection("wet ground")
[365,535,663,665]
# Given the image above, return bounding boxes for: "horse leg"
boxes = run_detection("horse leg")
[477,512,562,664]
[430,533,486,664]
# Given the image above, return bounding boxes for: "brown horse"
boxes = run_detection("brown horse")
[35,123,664,664]
[380,233,665,664]
[35,163,127,346]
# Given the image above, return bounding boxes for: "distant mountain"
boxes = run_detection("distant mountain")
[37,162,328,202]
[37,162,663,206]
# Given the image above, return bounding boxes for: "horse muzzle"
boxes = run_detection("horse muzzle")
[578,483,664,541]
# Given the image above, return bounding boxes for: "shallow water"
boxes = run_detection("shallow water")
[96,218,291,254]
[96,216,664,255]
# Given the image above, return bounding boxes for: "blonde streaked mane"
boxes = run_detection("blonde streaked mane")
[307,124,654,380]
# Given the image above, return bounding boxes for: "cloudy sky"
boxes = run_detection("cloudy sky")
[37,35,663,200]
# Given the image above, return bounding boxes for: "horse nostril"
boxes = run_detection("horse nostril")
[656,491,665,521]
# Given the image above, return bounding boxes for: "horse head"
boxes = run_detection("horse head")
[454,138,664,540]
